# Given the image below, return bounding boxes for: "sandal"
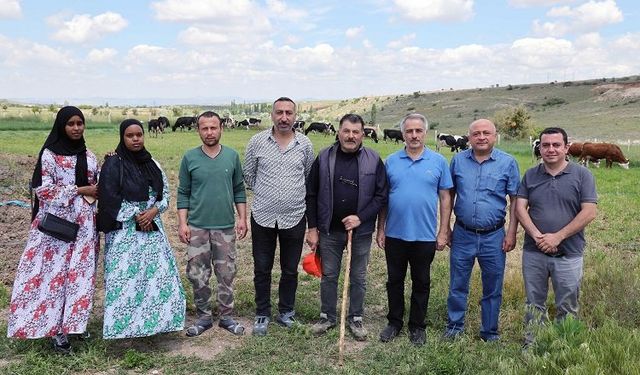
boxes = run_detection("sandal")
[219,318,245,336]
[185,321,213,337]
[51,333,71,355]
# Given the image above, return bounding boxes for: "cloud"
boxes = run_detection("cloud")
[508,0,575,7]
[510,37,574,68]
[387,33,416,49]
[266,0,307,20]
[49,12,128,43]
[152,0,257,21]
[392,0,474,22]
[179,27,229,44]
[534,0,623,36]
[575,32,602,48]
[345,26,364,39]
[87,48,118,63]
[613,32,640,51]
[0,0,21,19]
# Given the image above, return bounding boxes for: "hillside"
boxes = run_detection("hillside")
[302,76,640,142]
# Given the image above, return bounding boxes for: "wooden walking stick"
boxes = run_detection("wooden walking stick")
[338,229,353,366]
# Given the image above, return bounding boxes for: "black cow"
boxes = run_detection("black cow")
[305,122,335,135]
[158,116,170,131]
[148,119,163,137]
[363,127,379,143]
[383,129,403,143]
[172,116,196,131]
[437,133,469,152]
[293,120,306,133]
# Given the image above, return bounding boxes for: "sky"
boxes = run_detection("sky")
[0,0,639,105]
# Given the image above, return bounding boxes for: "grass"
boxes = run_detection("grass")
[1,124,640,374]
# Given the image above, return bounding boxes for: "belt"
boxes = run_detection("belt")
[456,220,505,234]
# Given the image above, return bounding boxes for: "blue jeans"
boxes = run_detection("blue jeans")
[446,224,506,339]
[318,231,372,322]
[251,216,306,316]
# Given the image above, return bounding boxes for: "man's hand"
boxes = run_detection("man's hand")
[342,215,361,231]
[535,232,562,253]
[77,184,98,198]
[306,228,319,252]
[436,229,450,251]
[376,228,385,249]
[502,231,517,253]
[236,219,247,240]
[178,223,191,244]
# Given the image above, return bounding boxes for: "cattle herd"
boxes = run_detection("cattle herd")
[140,115,631,169]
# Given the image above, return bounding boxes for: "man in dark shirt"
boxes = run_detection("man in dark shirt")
[305,113,388,341]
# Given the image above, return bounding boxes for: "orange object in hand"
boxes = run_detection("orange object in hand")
[302,252,322,278]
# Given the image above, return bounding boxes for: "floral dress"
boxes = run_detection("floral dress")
[102,162,185,339]
[8,149,100,338]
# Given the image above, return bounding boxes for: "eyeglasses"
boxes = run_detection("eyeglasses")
[338,176,358,187]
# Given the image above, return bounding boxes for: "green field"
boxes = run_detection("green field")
[1,124,640,374]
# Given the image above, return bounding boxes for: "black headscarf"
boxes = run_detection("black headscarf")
[97,119,163,233]
[31,106,89,220]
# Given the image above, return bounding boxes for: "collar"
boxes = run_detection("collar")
[400,146,428,161]
[466,148,497,162]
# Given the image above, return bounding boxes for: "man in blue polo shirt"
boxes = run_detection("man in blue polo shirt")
[443,118,520,342]
[376,113,453,346]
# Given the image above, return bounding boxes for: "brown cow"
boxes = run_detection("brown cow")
[579,142,630,169]
[568,142,600,168]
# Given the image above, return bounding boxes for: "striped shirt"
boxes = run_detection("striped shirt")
[244,128,314,229]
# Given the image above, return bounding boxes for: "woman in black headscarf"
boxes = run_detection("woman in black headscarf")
[98,119,185,339]
[7,106,100,354]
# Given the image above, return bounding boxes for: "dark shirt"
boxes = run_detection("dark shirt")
[330,147,359,231]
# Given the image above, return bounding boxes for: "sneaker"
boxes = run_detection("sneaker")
[348,317,368,341]
[311,316,336,335]
[409,329,426,346]
[481,334,500,342]
[253,315,270,336]
[276,311,296,328]
[379,325,399,342]
[51,333,71,355]
[442,328,462,341]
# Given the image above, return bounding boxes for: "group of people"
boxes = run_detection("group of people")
[7,96,597,354]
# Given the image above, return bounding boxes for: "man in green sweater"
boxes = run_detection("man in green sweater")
[177,111,247,337]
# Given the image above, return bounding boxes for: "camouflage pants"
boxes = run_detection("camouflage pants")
[186,226,237,321]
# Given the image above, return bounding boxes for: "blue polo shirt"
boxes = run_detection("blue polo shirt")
[385,147,453,241]
[450,148,520,229]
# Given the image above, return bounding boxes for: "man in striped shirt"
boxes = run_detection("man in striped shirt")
[244,97,315,336]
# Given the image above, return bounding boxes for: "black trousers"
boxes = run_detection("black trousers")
[251,215,306,316]
[384,237,436,331]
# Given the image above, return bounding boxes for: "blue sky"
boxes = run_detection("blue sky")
[1,0,639,105]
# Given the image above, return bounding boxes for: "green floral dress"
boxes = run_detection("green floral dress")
[103,164,185,339]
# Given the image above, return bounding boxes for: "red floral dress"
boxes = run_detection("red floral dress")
[7,148,99,339]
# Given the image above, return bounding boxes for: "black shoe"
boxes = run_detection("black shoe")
[51,333,71,355]
[379,325,399,342]
[409,329,426,346]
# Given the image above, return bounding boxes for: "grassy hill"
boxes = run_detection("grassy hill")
[301,76,640,142]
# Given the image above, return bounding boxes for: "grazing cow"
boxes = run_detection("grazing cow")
[363,127,379,143]
[237,117,262,130]
[383,129,403,143]
[158,116,170,131]
[579,142,629,169]
[148,119,163,137]
[305,122,335,135]
[293,120,306,133]
[568,142,600,168]
[437,133,469,152]
[221,117,236,128]
[172,116,196,131]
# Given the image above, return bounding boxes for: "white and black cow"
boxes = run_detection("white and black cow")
[293,120,306,133]
[238,117,262,130]
[221,117,236,128]
[531,139,541,161]
[363,127,379,143]
[437,133,469,152]
[305,122,335,135]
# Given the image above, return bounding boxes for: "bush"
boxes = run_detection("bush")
[493,105,533,139]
